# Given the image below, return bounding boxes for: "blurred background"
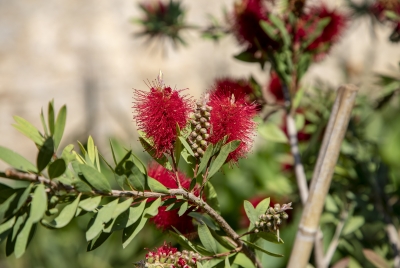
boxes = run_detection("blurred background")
[0,0,400,267]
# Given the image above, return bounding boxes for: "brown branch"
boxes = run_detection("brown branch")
[324,210,349,267]
[287,84,358,268]
[3,168,262,268]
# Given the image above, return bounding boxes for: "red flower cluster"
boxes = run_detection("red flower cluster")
[133,77,192,158]
[144,242,199,268]
[207,82,258,163]
[213,77,254,103]
[370,0,400,42]
[232,0,347,59]
[148,163,198,236]
[232,0,279,51]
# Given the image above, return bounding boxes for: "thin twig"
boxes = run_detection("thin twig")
[170,150,182,189]
[3,168,263,268]
[199,246,242,261]
[324,210,349,267]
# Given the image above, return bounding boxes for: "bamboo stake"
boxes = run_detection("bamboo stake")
[287,84,358,268]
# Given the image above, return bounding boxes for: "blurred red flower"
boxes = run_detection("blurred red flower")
[266,71,284,103]
[133,79,192,158]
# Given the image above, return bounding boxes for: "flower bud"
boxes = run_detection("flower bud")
[200,128,207,134]
[204,122,211,129]
[192,143,198,149]
[203,111,211,118]
[200,117,207,123]
[197,148,204,155]
[195,113,201,119]
[196,135,203,141]
[191,131,197,138]
[202,133,210,139]
[200,140,208,147]
[195,124,202,130]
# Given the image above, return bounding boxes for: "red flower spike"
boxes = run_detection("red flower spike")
[133,73,192,158]
[232,0,279,50]
[208,85,257,163]
[305,4,347,53]
[213,77,254,103]
[147,163,199,235]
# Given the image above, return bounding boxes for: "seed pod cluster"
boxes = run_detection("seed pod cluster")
[254,203,292,234]
[188,101,212,158]
[144,249,200,268]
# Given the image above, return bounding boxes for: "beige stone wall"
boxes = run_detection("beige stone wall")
[0,0,399,169]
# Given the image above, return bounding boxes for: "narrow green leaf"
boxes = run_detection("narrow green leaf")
[260,21,278,41]
[198,223,217,254]
[209,229,236,250]
[87,136,95,164]
[178,202,189,217]
[178,136,195,157]
[127,166,146,192]
[6,213,27,256]
[53,105,67,150]
[79,196,102,212]
[257,232,284,244]
[204,182,220,214]
[258,122,288,143]
[125,200,147,227]
[48,159,66,179]
[12,116,44,146]
[77,141,87,157]
[61,144,75,164]
[144,197,161,217]
[14,218,33,258]
[169,227,198,253]
[0,216,15,244]
[241,239,283,257]
[80,164,111,192]
[343,216,365,236]
[188,212,218,230]
[0,192,18,223]
[269,14,291,47]
[40,108,49,137]
[109,139,118,165]
[139,137,171,170]
[94,146,101,172]
[48,101,55,135]
[207,141,240,179]
[85,198,118,241]
[148,177,169,194]
[37,137,54,173]
[42,194,81,228]
[0,146,37,172]
[122,215,147,248]
[30,184,47,223]
[174,132,182,166]
[131,153,147,175]
[198,144,213,175]
[111,198,133,219]
[255,197,270,217]
[225,256,231,268]
[243,200,257,224]
[87,231,111,252]
[14,184,33,214]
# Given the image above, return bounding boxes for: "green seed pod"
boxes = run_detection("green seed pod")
[192,143,199,149]
[195,113,201,119]
[195,124,202,130]
[200,140,208,147]
[196,135,203,141]
[203,111,211,118]
[191,131,198,138]
[203,133,210,139]
[204,122,211,129]
[200,128,207,134]
[197,148,204,155]
[200,117,207,123]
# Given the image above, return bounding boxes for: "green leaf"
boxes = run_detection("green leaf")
[77,141,87,157]
[61,144,75,164]
[53,105,67,150]
[14,184,33,214]
[30,184,47,223]
[198,144,213,175]
[207,140,241,179]
[14,218,33,258]
[0,146,37,172]
[148,177,169,193]
[269,14,291,47]
[241,239,283,257]
[174,129,182,165]
[127,166,146,192]
[188,212,218,230]
[111,198,133,219]
[131,153,147,175]
[87,231,111,252]
[124,215,148,248]
[302,17,331,49]
[255,197,270,216]
[198,223,217,254]
[37,137,54,173]
[343,216,365,236]
[12,116,44,146]
[234,50,263,63]
[225,256,231,268]
[48,101,55,135]
[165,201,185,212]
[243,200,257,224]
[144,197,161,217]
[0,192,19,223]
[79,196,102,212]
[257,232,284,244]
[40,108,49,137]
[125,200,147,227]
[42,194,81,228]
[204,182,220,214]
[0,216,15,244]
[6,213,27,256]
[139,137,172,170]
[115,150,131,175]
[48,159,66,179]
[87,136,95,164]
[109,139,118,165]
[169,227,198,253]
[86,198,118,241]
[79,164,111,192]
[178,136,195,157]
[178,202,189,217]
[258,122,288,143]
[260,21,278,41]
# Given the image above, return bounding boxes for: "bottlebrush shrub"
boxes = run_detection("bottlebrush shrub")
[0,73,291,267]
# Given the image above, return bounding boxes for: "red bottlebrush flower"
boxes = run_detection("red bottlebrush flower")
[207,85,257,163]
[144,242,200,267]
[148,163,199,236]
[133,74,192,158]
[232,0,278,50]
[305,4,347,53]
[266,71,284,102]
